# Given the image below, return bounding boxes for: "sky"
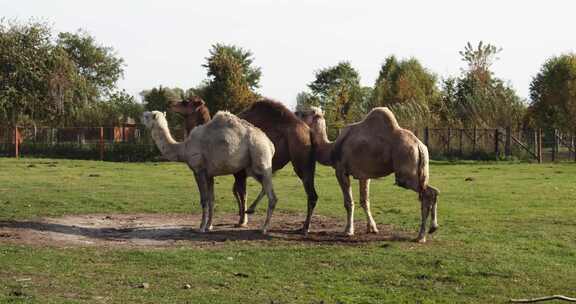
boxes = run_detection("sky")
[3,0,575,109]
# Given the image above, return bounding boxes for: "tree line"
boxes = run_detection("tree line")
[2,20,575,138]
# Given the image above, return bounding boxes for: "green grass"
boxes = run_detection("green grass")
[1,157,575,303]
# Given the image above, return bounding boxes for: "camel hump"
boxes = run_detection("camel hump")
[364,107,400,130]
[240,98,300,124]
[211,111,257,129]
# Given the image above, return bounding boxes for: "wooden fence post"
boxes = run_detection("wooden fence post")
[424,127,429,147]
[447,128,451,155]
[552,129,559,162]
[573,135,576,162]
[472,127,477,153]
[505,126,512,157]
[459,129,464,156]
[99,127,104,161]
[538,128,543,163]
[494,129,500,157]
[14,126,19,159]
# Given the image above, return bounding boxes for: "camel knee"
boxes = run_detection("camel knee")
[425,186,439,201]
[344,199,354,211]
[359,199,369,210]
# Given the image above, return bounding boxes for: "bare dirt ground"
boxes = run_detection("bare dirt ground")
[0,213,412,249]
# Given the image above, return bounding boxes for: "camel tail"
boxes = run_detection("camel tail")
[417,142,429,193]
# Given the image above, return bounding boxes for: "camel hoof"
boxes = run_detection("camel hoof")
[414,237,427,243]
[235,223,248,228]
[344,231,355,237]
[428,226,439,234]
[260,229,269,235]
[367,225,379,234]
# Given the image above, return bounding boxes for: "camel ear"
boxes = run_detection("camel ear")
[153,112,160,120]
[163,112,167,117]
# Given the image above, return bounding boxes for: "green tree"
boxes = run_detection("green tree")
[77,90,143,126]
[0,19,127,127]
[295,91,320,111]
[370,56,439,128]
[529,54,576,131]
[57,30,124,99]
[141,86,182,128]
[307,62,369,139]
[439,41,525,128]
[0,19,53,125]
[201,44,260,113]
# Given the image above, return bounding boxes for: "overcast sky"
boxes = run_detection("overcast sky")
[3,0,575,109]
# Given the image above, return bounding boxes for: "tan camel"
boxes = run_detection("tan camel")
[295,106,440,242]
[171,98,318,235]
[141,111,278,234]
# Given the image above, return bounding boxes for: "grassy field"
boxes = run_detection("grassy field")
[0,157,575,303]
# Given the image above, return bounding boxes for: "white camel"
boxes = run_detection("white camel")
[142,111,278,234]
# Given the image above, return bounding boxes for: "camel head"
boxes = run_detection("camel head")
[295,106,326,136]
[142,111,168,129]
[170,96,210,128]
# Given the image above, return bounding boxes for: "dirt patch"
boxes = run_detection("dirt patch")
[0,213,412,249]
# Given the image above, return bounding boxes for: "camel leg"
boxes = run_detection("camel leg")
[426,186,440,234]
[194,170,210,232]
[246,190,265,214]
[232,171,248,227]
[259,174,277,235]
[205,176,215,232]
[292,159,318,236]
[336,169,355,236]
[415,190,432,243]
[359,179,378,234]
[301,169,318,236]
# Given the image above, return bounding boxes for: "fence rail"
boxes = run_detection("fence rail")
[1,126,574,162]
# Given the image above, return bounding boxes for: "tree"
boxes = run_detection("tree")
[438,41,525,128]
[370,56,439,128]
[0,19,53,126]
[57,30,124,99]
[76,90,143,126]
[0,19,127,127]
[201,44,260,113]
[306,62,369,139]
[529,54,576,132]
[141,86,183,128]
[459,41,501,83]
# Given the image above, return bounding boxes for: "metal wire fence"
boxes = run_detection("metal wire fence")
[1,126,574,162]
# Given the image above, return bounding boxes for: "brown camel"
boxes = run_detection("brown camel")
[295,106,440,242]
[170,97,318,234]
[142,111,277,233]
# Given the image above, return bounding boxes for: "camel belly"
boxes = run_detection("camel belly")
[346,160,394,179]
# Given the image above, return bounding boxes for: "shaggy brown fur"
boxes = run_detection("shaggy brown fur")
[170,98,319,234]
[170,96,211,135]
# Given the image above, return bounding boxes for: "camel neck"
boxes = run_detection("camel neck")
[315,140,334,166]
[151,125,184,161]
[185,116,210,134]
[311,127,334,166]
